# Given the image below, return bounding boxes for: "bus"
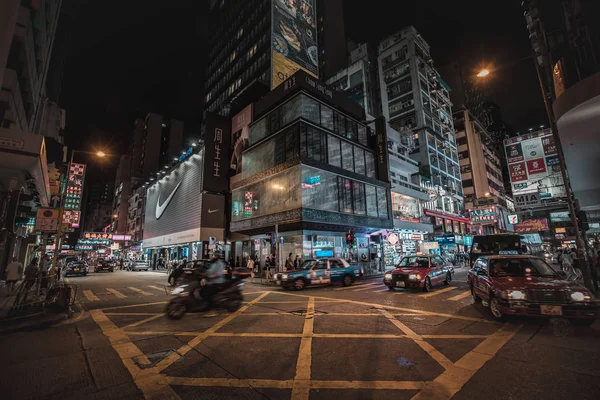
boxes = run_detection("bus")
[469,233,544,267]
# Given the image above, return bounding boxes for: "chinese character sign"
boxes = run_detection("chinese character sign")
[84,232,113,242]
[202,113,231,193]
[62,210,80,228]
[65,163,86,210]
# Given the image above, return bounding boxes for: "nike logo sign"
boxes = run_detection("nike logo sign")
[155,181,182,219]
[208,209,219,214]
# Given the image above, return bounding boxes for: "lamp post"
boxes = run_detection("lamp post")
[477,57,595,293]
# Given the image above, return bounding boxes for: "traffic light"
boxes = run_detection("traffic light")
[3,189,34,232]
[346,232,354,247]
[576,210,589,232]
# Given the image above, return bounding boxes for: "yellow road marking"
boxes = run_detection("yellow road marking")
[248,300,307,304]
[147,285,165,292]
[352,284,384,292]
[211,332,302,338]
[89,309,178,399]
[310,380,426,390]
[122,314,164,330]
[447,291,472,301]
[419,286,457,298]
[334,282,377,291]
[275,290,498,323]
[411,323,521,399]
[374,288,392,292]
[313,333,407,339]
[105,312,161,316]
[166,376,293,389]
[241,312,299,316]
[106,288,127,299]
[153,292,270,374]
[128,286,154,296]
[291,296,315,400]
[378,308,454,370]
[83,290,99,302]
[101,301,167,311]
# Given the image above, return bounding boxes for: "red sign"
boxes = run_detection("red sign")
[542,135,557,155]
[514,219,548,233]
[509,162,528,182]
[526,158,547,175]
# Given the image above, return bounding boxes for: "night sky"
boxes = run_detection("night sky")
[58,0,547,179]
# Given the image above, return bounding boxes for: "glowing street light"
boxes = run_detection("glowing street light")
[476,69,490,78]
[96,151,106,157]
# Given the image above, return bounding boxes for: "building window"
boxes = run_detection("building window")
[328,136,341,168]
[365,152,376,179]
[377,187,388,218]
[354,148,365,175]
[366,185,378,217]
[341,141,354,172]
[353,181,366,215]
[302,96,321,125]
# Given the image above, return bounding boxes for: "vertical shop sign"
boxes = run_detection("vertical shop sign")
[202,113,231,193]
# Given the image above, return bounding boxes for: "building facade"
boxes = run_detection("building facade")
[454,109,514,235]
[229,71,392,268]
[111,155,131,234]
[523,0,600,215]
[0,0,62,133]
[377,26,466,245]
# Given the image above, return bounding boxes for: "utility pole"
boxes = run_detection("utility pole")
[532,55,595,293]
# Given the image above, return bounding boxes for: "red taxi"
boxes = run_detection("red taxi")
[384,255,453,292]
[468,255,598,324]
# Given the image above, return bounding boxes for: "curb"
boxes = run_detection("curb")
[0,311,71,334]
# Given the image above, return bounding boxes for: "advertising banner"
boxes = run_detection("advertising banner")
[542,135,557,155]
[522,138,543,160]
[526,158,547,176]
[550,211,571,222]
[509,162,528,182]
[513,218,548,233]
[271,0,318,89]
[505,142,523,163]
[144,154,204,247]
[203,113,231,193]
[470,208,495,224]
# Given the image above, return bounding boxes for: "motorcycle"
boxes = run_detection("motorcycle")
[168,264,186,286]
[166,267,251,320]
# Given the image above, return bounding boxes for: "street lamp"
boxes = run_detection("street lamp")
[70,149,111,164]
[476,69,490,78]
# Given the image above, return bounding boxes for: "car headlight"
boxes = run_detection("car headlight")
[508,290,526,300]
[408,274,422,280]
[282,274,288,280]
[571,291,592,302]
[384,273,392,280]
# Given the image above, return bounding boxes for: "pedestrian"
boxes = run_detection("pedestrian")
[270,254,277,277]
[293,254,301,269]
[247,256,255,278]
[39,254,50,291]
[263,256,270,278]
[57,257,65,281]
[285,253,294,271]
[5,257,23,296]
[23,257,39,299]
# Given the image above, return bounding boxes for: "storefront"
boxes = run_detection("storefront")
[382,230,426,266]
[433,234,472,255]
[423,209,470,237]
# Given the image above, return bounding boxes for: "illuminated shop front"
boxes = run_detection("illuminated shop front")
[382,230,427,266]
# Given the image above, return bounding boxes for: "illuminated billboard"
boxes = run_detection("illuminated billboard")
[271,0,318,89]
[65,163,86,210]
[504,130,565,200]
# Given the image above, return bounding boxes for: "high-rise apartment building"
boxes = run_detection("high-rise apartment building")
[205,0,344,117]
[129,113,184,181]
[522,0,600,213]
[0,0,62,133]
[111,156,131,234]
[377,27,466,240]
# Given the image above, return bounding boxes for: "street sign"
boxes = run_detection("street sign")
[35,207,60,232]
[508,214,520,224]
[50,195,61,208]
[514,192,541,208]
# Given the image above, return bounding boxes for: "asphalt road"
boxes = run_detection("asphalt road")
[1,268,599,400]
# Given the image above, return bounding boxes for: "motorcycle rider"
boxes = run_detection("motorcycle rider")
[202,251,226,317]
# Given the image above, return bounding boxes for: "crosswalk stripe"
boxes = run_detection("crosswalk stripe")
[447,290,472,301]
[107,288,127,299]
[374,288,392,292]
[353,284,383,292]
[334,282,378,291]
[419,286,457,298]
[128,286,153,296]
[83,290,99,302]
[147,285,165,292]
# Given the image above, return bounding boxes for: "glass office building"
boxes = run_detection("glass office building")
[230,72,392,263]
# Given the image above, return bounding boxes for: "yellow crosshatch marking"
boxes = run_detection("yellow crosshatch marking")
[91,289,520,400]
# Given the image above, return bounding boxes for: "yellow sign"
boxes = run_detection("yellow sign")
[36,207,60,219]
[272,51,318,89]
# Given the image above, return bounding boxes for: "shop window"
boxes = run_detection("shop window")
[302,95,321,125]
[335,112,347,137]
[249,117,268,145]
[354,148,365,175]
[358,125,367,146]
[328,136,341,167]
[282,95,301,126]
[305,127,324,162]
[341,141,354,172]
[302,166,338,212]
[353,181,366,215]
[366,185,378,217]
[365,152,376,178]
[377,187,388,218]
[320,104,334,131]
[338,177,353,214]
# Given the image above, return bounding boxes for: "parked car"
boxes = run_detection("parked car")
[130,260,150,271]
[273,258,363,290]
[467,255,598,324]
[95,259,115,273]
[384,255,452,292]
[64,261,88,277]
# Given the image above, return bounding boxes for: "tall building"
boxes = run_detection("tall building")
[83,181,113,233]
[111,156,131,234]
[205,0,342,117]
[0,0,62,133]
[230,70,392,268]
[454,109,514,235]
[129,113,184,182]
[522,0,600,213]
[326,43,382,119]
[377,27,466,245]
[127,183,146,246]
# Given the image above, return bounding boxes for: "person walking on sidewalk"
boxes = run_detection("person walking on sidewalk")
[38,254,50,291]
[247,256,255,279]
[5,257,23,296]
[23,258,39,300]
[285,253,294,271]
